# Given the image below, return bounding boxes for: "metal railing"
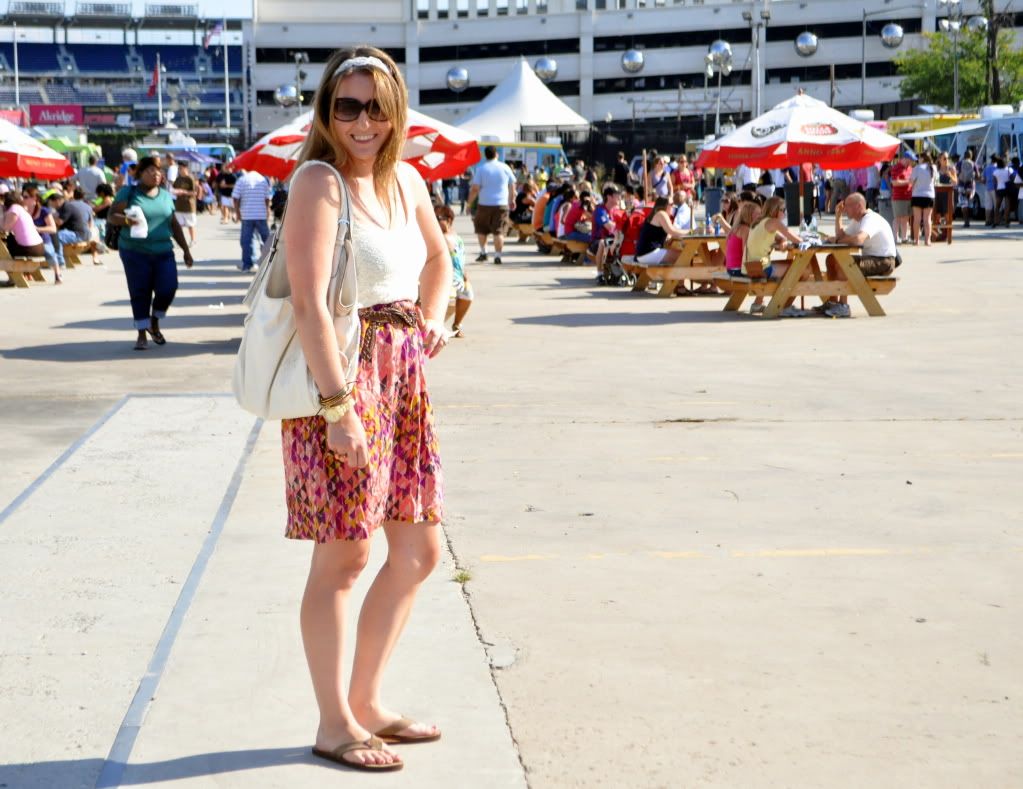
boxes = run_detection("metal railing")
[76,2,133,15]
[9,1,65,14]
[144,3,200,17]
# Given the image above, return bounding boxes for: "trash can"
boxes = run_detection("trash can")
[704,187,723,220]
[784,182,816,226]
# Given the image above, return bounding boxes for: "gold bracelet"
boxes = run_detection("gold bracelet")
[319,386,355,409]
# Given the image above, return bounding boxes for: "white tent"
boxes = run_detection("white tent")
[456,59,589,141]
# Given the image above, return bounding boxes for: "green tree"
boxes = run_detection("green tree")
[895,28,1023,109]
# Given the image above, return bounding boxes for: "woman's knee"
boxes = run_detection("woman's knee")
[309,540,372,589]
[387,526,442,582]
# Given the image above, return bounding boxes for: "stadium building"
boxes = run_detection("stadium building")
[249,0,1023,154]
[1,0,1021,156]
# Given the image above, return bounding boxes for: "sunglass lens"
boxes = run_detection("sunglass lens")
[334,98,387,122]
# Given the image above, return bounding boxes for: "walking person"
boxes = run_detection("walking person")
[468,145,515,265]
[76,155,107,201]
[233,169,272,271]
[172,160,200,246]
[435,203,473,337]
[280,45,450,773]
[108,156,194,351]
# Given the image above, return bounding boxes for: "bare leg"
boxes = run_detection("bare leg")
[452,298,471,333]
[493,233,505,254]
[911,208,921,244]
[922,208,932,245]
[476,234,488,257]
[301,539,401,768]
[348,522,442,739]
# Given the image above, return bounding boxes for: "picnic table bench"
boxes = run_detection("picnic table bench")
[623,233,725,297]
[515,223,536,242]
[714,243,897,318]
[0,239,49,288]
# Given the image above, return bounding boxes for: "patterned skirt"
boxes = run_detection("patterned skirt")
[281,301,444,542]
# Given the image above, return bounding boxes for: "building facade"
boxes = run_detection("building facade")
[248,0,1023,145]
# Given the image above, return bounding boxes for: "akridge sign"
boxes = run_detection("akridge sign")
[30,104,84,126]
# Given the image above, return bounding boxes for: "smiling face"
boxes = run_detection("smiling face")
[331,71,393,166]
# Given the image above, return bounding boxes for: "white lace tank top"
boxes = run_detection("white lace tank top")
[351,173,427,307]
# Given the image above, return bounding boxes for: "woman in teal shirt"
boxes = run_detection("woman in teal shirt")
[109,157,193,350]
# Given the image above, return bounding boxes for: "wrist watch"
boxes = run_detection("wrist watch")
[322,401,350,423]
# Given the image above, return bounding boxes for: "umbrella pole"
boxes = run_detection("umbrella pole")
[642,149,648,201]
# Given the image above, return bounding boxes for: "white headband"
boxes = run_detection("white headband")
[333,56,391,79]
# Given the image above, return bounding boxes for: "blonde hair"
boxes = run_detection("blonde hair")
[295,46,408,213]
[754,196,785,227]
[734,201,760,228]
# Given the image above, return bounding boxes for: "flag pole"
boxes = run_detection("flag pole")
[156,52,163,127]
[13,21,20,107]
[223,18,231,133]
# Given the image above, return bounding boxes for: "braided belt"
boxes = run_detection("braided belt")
[358,302,419,359]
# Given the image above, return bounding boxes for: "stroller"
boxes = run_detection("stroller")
[596,232,635,287]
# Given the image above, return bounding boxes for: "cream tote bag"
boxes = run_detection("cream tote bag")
[232,160,359,420]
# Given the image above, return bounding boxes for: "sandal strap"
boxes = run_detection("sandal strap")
[332,735,388,758]
[375,717,416,737]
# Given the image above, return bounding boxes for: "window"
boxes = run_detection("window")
[417,0,429,19]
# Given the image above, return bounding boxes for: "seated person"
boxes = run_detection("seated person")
[511,182,537,224]
[671,191,694,231]
[821,193,897,317]
[634,197,691,266]
[559,193,594,243]
[743,196,804,314]
[591,185,622,275]
[724,201,761,275]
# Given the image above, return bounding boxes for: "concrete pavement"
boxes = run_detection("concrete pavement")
[1,213,1021,788]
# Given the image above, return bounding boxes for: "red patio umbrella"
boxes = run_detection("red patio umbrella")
[229,109,480,181]
[696,94,902,170]
[0,119,75,180]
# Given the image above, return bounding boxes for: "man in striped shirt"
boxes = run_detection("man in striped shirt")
[232,169,272,272]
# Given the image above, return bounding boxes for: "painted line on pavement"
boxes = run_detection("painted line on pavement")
[0,395,129,527]
[95,415,263,789]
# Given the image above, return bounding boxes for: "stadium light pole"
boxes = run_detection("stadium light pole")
[860,5,920,106]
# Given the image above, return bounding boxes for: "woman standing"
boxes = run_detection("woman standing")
[281,46,450,773]
[910,151,937,246]
[108,157,194,350]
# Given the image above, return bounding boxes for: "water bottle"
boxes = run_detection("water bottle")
[810,214,818,233]
[713,219,721,236]
[705,213,711,234]
[800,219,808,235]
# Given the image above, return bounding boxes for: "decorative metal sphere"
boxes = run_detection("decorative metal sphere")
[795,31,819,58]
[966,15,988,33]
[273,83,301,108]
[880,23,905,49]
[446,66,470,93]
[534,57,558,83]
[621,49,645,74]
[708,40,733,64]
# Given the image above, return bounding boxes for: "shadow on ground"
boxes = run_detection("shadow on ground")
[512,310,741,327]
[1,338,239,362]
[0,747,313,788]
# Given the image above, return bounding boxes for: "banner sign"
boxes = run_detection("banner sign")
[29,104,84,126]
[0,108,29,126]
[82,105,135,128]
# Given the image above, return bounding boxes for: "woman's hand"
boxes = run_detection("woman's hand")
[419,314,448,359]
[183,249,194,268]
[327,409,369,468]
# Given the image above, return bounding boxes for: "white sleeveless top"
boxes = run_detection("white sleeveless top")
[351,169,427,307]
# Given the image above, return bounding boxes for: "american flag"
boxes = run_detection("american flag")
[203,22,223,50]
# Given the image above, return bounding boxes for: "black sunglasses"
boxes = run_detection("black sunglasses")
[332,97,387,122]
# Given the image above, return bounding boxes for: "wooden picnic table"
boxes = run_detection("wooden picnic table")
[716,243,897,318]
[624,233,725,297]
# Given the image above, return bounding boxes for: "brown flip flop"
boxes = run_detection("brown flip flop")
[311,735,403,772]
[375,716,442,744]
